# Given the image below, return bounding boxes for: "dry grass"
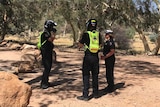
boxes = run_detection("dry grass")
[132,34,156,52]
[54,35,73,46]
[4,34,158,53]
[5,34,74,46]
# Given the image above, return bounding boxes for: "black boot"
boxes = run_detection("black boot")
[77,95,89,101]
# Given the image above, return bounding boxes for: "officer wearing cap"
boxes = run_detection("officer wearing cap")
[77,19,102,101]
[101,30,115,93]
[40,20,57,89]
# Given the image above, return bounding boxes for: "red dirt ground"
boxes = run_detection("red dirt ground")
[0,48,160,107]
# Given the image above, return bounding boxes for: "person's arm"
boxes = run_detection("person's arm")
[101,40,115,60]
[42,31,50,42]
[41,32,48,43]
[104,49,115,58]
[101,49,115,60]
[78,42,84,48]
[48,32,56,42]
[78,33,87,49]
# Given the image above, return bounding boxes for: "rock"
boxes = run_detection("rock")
[0,72,32,107]
[18,61,34,73]
[19,49,57,71]
[0,41,8,47]
[21,44,37,50]
[20,54,39,72]
[147,51,154,56]
[36,54,42,68]
[21,54,36,63]
[7,43,21,50]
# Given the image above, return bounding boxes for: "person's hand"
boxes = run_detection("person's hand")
[100,55,106,60]
[49,31,56,42]
[48,36,54,42]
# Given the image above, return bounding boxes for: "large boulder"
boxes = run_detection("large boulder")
[18,49,57,72]
[7,42,21,50]
[0,40,8,47]
[19,54,37,73]
[0,72,32,107]
[20,44,37,50]
[18,61,34,73]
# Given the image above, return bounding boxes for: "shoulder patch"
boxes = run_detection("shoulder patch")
[110,42,112,46]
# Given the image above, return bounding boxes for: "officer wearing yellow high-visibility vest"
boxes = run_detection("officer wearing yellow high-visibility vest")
[77,19,102,101]
[40,20,57,89]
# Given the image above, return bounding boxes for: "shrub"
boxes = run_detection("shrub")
[149,33,158,42]
[125,27,135,39]
[113,26,133,50]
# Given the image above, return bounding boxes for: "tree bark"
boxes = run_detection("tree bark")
[0,11,7,41]
[0,21,7,41]
[134,27,151,53]
[139,33,151,52]
[151,35,160,55]
[68,20,77,44]
[62,21,67,37]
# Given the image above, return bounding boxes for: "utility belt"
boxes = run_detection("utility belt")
[85,50,98,57]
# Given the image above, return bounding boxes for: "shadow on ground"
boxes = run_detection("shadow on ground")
[115,57,160,78]
[2,47,159,107]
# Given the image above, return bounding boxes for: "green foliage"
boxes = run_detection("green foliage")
[125,27,135,39]
[0,0,44,39]
[0,0,159,52]
[149,33,158,42]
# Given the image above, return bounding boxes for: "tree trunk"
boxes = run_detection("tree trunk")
[139,33,151,52]
[151,35,160,55]
[0,11,7,41]
[62,21,67,37]
[133,26,151,53]
[68,20,78,45]
[0,22,7,41]
[0,34,5,42]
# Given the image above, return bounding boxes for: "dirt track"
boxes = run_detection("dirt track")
[0,48,160,107]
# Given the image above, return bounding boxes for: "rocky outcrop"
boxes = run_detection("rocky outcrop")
[0,72,32,107]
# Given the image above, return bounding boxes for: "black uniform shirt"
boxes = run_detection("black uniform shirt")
[79,31,102,55]
[41,31,54,53]
[103,38,115,57]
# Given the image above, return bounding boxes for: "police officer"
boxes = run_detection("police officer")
[77,19,102,101]
[40,20,57,89]
[101,30,115,93]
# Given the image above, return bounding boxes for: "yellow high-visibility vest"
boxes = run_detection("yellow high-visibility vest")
[37,32,47,49]
[84,31,99,53]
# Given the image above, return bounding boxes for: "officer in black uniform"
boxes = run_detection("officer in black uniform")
[77,19,102,101]
[40,20,57,89]
[101,30,115,93]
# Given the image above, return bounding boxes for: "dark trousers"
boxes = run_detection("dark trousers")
[105,56,115,88]
[41,48,52,85]
[82,55,99,97]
